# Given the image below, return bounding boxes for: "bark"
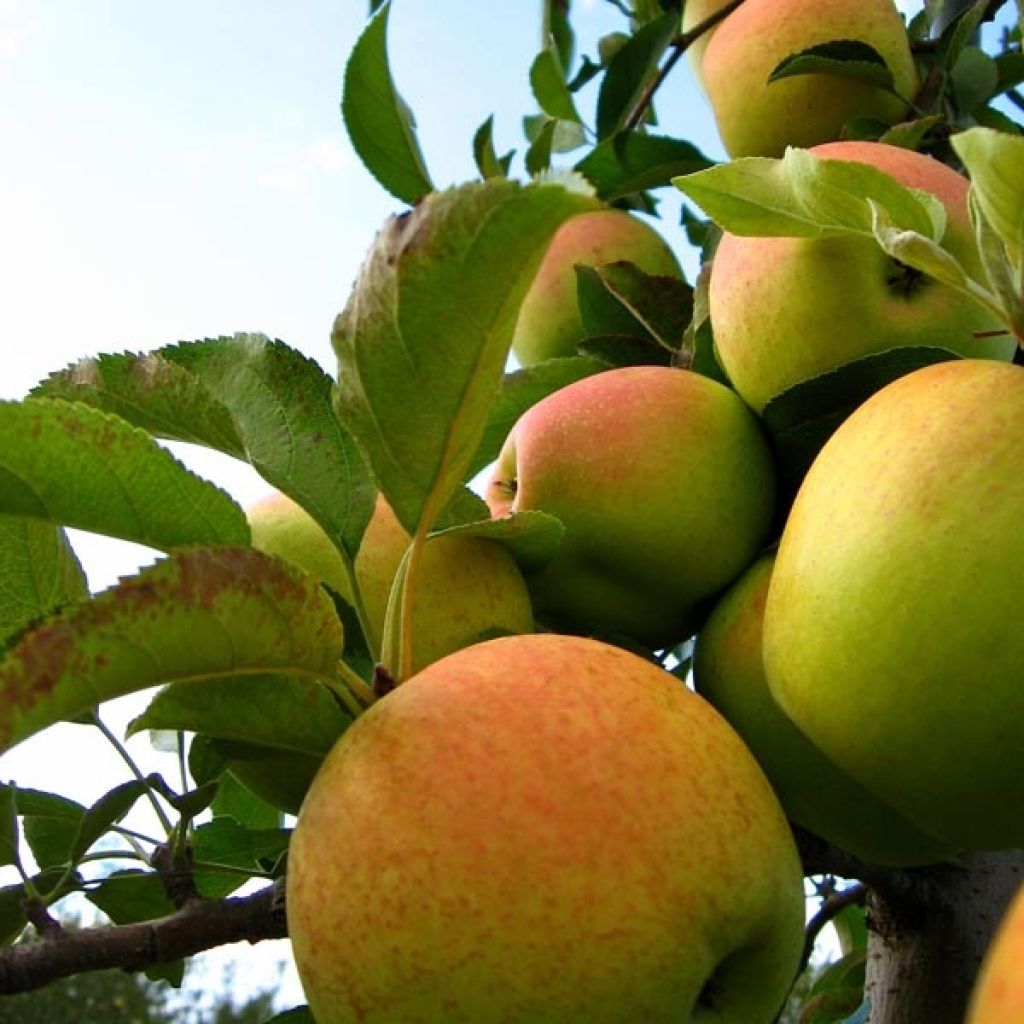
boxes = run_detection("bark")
[865,850,1024,1023]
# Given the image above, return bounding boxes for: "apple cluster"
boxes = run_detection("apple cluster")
[265,5,1023,1020]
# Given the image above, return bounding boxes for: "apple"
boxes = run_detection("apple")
[709,140,1016,413]
[511,208,683,367]
[686,0,919,158]
[967,884,1024,1023]
[248,491,534,675]
[763,359,1024,852]
[694,553,955,866]
[485,365,776,648]
[287,632,806,1023]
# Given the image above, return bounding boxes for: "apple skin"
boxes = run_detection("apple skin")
[287,633,806,1024]
[485,365,776,648]
[763,359,1024,852]
[709,140,1015,413]
[247,491,534,675]
[687,0,918,158]
[511,208,682,367]
[694,553,955,867]
[967,884,1024,1023]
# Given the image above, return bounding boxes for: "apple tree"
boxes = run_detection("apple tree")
[0,0,1023,1021]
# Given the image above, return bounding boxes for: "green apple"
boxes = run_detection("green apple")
[763,359,1024,851]
[485,365,776,648]
[709,140,1015,413]
[247,491,534,674]
[287,633,806,1023]
[511,208,682,367]
[694,553,955,866]
[687,0,918,157]
[967,884,1024,1023]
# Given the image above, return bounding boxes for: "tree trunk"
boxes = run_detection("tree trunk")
[865,850,1024,1023]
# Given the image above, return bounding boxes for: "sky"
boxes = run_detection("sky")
[0,0,997,1013]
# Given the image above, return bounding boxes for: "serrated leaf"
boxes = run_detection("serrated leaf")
[472,116,512,179]
[877,114,944,150]
[429,511,564,575]
[530,47,581,123]
[952,126,1024,264]
[332,178,597,540]
[675,147,944,241]
[128,674,351,756]
[69,778,153,864]
[0,399,249,551]
[596,13,675,139]
[762,346,961,496]
[32,350,247,457]
[341,2,433,204]
[0,518,87,649]
[0,546,344,754]
[577,132,714,201]
[769,40,896,91]
[210,771,282,830]
[469,356,610,479]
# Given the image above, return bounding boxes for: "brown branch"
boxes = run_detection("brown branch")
[622,0,750,133]
[0,879,287,996]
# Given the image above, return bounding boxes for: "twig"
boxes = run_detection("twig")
[799,881,868,974]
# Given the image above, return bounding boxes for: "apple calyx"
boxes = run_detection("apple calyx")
[885,258,927,299]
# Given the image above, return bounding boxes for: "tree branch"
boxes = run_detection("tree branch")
[0,879,287,995]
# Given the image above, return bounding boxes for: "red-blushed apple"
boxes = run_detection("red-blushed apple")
[485,365,776,648]
[763,359,1024,852]
[248,491,534,674]
[687,0,918,157]
[967,884,1024,1023]
[709,140,1015,412]
[694,553,955,866]
[287,633,806,1023]
[512,208,682,367]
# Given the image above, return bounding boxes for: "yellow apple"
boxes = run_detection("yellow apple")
[689,0,918,157]
[485,365,776,648]
[967,884,1024,1023]
[764,359,1024,851]
[287,633,806,1023]
[694,553,955,866]
[709,140,1015,413]
[248,491,534,674]
[511,208,683,367]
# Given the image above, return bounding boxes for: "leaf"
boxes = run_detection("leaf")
[530,47,581,123]
[0,546,344,754]
[951,46,1000,113]
[595,13,676,139]
[0,518,87,649]
[952,126,1024,264]
[768,40,897,91]
[0,787,18,870]
[127,674,351,756]
[0,869,77,945]
[762,346,962,497]
[468,356,610,479]
[264,1009,315,1024]
[341,2,433,204]
[576,334,675,368]
[543,0,574,73]
[69,779,154,864]
[868,202,973,292]
[523,114,586,155]
[472,116,513,179]
[994,51,1024,95]
[576,133,714,201]
[191,818,291,897]
[429,511,565,575]
[0,399,249,551]
[877,114,944,150]
[332,177,597,540]
[525,118,556,175]
[968,190,1024,342]
[15,789,85,870]
[935,0,988,71]
[87,869,176,925]
[210,768,284,830]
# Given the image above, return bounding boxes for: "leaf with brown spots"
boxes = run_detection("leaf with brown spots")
[0,546,344,754]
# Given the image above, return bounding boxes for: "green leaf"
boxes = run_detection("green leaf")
[968,190,1024,342]
[951,45,1000,113]
[543,0,574,73]
[675,147,945,241]
[525,117,556,175]
[210,771,282,830]
[868,202,973,290]
[472,116,513,179]
[0,518,87,649]
[188,733,229,786]
[530,46,581,123]
[87,869,175,925]
[876,114,944,150]
[69,779,154,864]
[686,264,731,386]
[0,869,78,945]
[0,546,344,754]
[0,399,249,551]
[577,133,714,201]
[952,126,1024,264]
[596,13,675,139]
[191,818,290,897]
[935,0,988,72]
[994,51,1024,95]
[19,790,85,871]
[809,950,867,995]
[332,177,597,540]
[341,1,433,204]
[468,356,610,479]
[576,334,675,368]
[127,674,351,756]
[0,786,18,870]
[429,511,565,575]
[762,346,961,498]
[768,40,896,91]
